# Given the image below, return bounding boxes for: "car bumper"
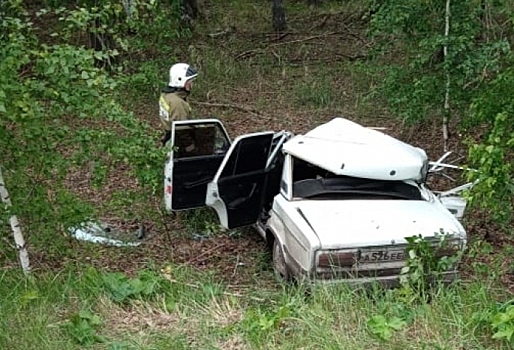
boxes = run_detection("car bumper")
[285,250,459,288]
[307,271,460,289]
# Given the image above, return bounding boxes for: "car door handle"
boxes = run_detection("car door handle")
[228,183,257,209]
[183,177,212,189]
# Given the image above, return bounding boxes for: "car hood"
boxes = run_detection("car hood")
[295,200,465,249]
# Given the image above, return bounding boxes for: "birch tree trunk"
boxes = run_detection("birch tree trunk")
[443,0,451,151]
[0,166,30,274]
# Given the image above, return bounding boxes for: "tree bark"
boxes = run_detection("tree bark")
[0,166,30,274]
[88,17,116,69]
[443,0,450,151]
[182,0,199,19]
[272,0,287,33]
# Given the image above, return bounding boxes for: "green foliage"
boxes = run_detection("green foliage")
[368,0,514,225]
[65,309,106,345]
[466,240,504,283]
[0,0,180,260]
[119,59,167,103]
[182,208,226,238]
[491,303,514,342]
[367,314,407,341]
[369,0,512,124]
[472,300,514,343]
[294,68,335,108]
[241,302,292,343]
[42,0,186,54]
[101,271,161,303]
[0,260,511,349]
[108,341,136,350]
[400,232,463,301]
[465,68,514,223]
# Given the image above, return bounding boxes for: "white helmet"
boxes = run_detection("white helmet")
[168,63,198,88]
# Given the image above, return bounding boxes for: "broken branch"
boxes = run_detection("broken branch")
[270,31,339,47]
[235,31,341,60]
[187,242,225,264]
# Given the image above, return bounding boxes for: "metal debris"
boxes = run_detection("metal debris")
[69,221,143,247]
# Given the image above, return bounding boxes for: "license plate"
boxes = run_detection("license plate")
[360,250,405,263]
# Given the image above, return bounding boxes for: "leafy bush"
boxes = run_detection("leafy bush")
[101,271,161,303]
[465,68,514,224]
[367,314,407,341]
[65,309,106,345]
[400,232,463,302]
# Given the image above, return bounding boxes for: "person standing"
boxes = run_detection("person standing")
[159,63,198,147]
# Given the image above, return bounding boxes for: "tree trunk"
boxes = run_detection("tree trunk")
[88,17,116,69]
[182,0,199,19]
[272,0,287,33]
[0,166,30,274]
[443,0,450,151]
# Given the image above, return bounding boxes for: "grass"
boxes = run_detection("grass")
[1,264,512,350]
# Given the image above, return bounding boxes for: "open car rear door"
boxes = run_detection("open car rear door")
[206,131,276,229]
[164,119,231,212]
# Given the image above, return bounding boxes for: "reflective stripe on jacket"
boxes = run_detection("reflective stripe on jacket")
[158,91,192,131]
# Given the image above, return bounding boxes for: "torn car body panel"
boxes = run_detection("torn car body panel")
[283,118,429,181]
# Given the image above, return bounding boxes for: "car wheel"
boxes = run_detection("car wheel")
[272,239,290,281]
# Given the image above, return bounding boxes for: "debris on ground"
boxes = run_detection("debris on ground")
[69,221,145,247]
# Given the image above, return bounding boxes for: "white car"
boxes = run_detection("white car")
[164,117,468,286]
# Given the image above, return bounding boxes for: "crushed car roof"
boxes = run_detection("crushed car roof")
[282,117,428,181]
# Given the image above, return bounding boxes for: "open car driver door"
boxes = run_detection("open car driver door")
[164,119,231,212]
[205,132,276,229]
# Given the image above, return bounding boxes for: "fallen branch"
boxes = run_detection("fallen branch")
[235,48,263,60]
[335,52,368,61]
[307,14,330,32]
[271,31,339,47]
[269,32,290,42]
[207,26,236,38]
[191,100,269,119]
[235,31,340,60]
[367,127,388,130]
[187,242,225,264]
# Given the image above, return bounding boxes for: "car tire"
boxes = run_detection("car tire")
[272,238,290,281]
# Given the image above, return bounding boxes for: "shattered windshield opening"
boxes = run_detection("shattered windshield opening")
[291,157,422,200]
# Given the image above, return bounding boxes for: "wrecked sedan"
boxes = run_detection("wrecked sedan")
[164,117,468,286]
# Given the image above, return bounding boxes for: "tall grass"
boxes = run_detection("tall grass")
[0,264,511,350]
